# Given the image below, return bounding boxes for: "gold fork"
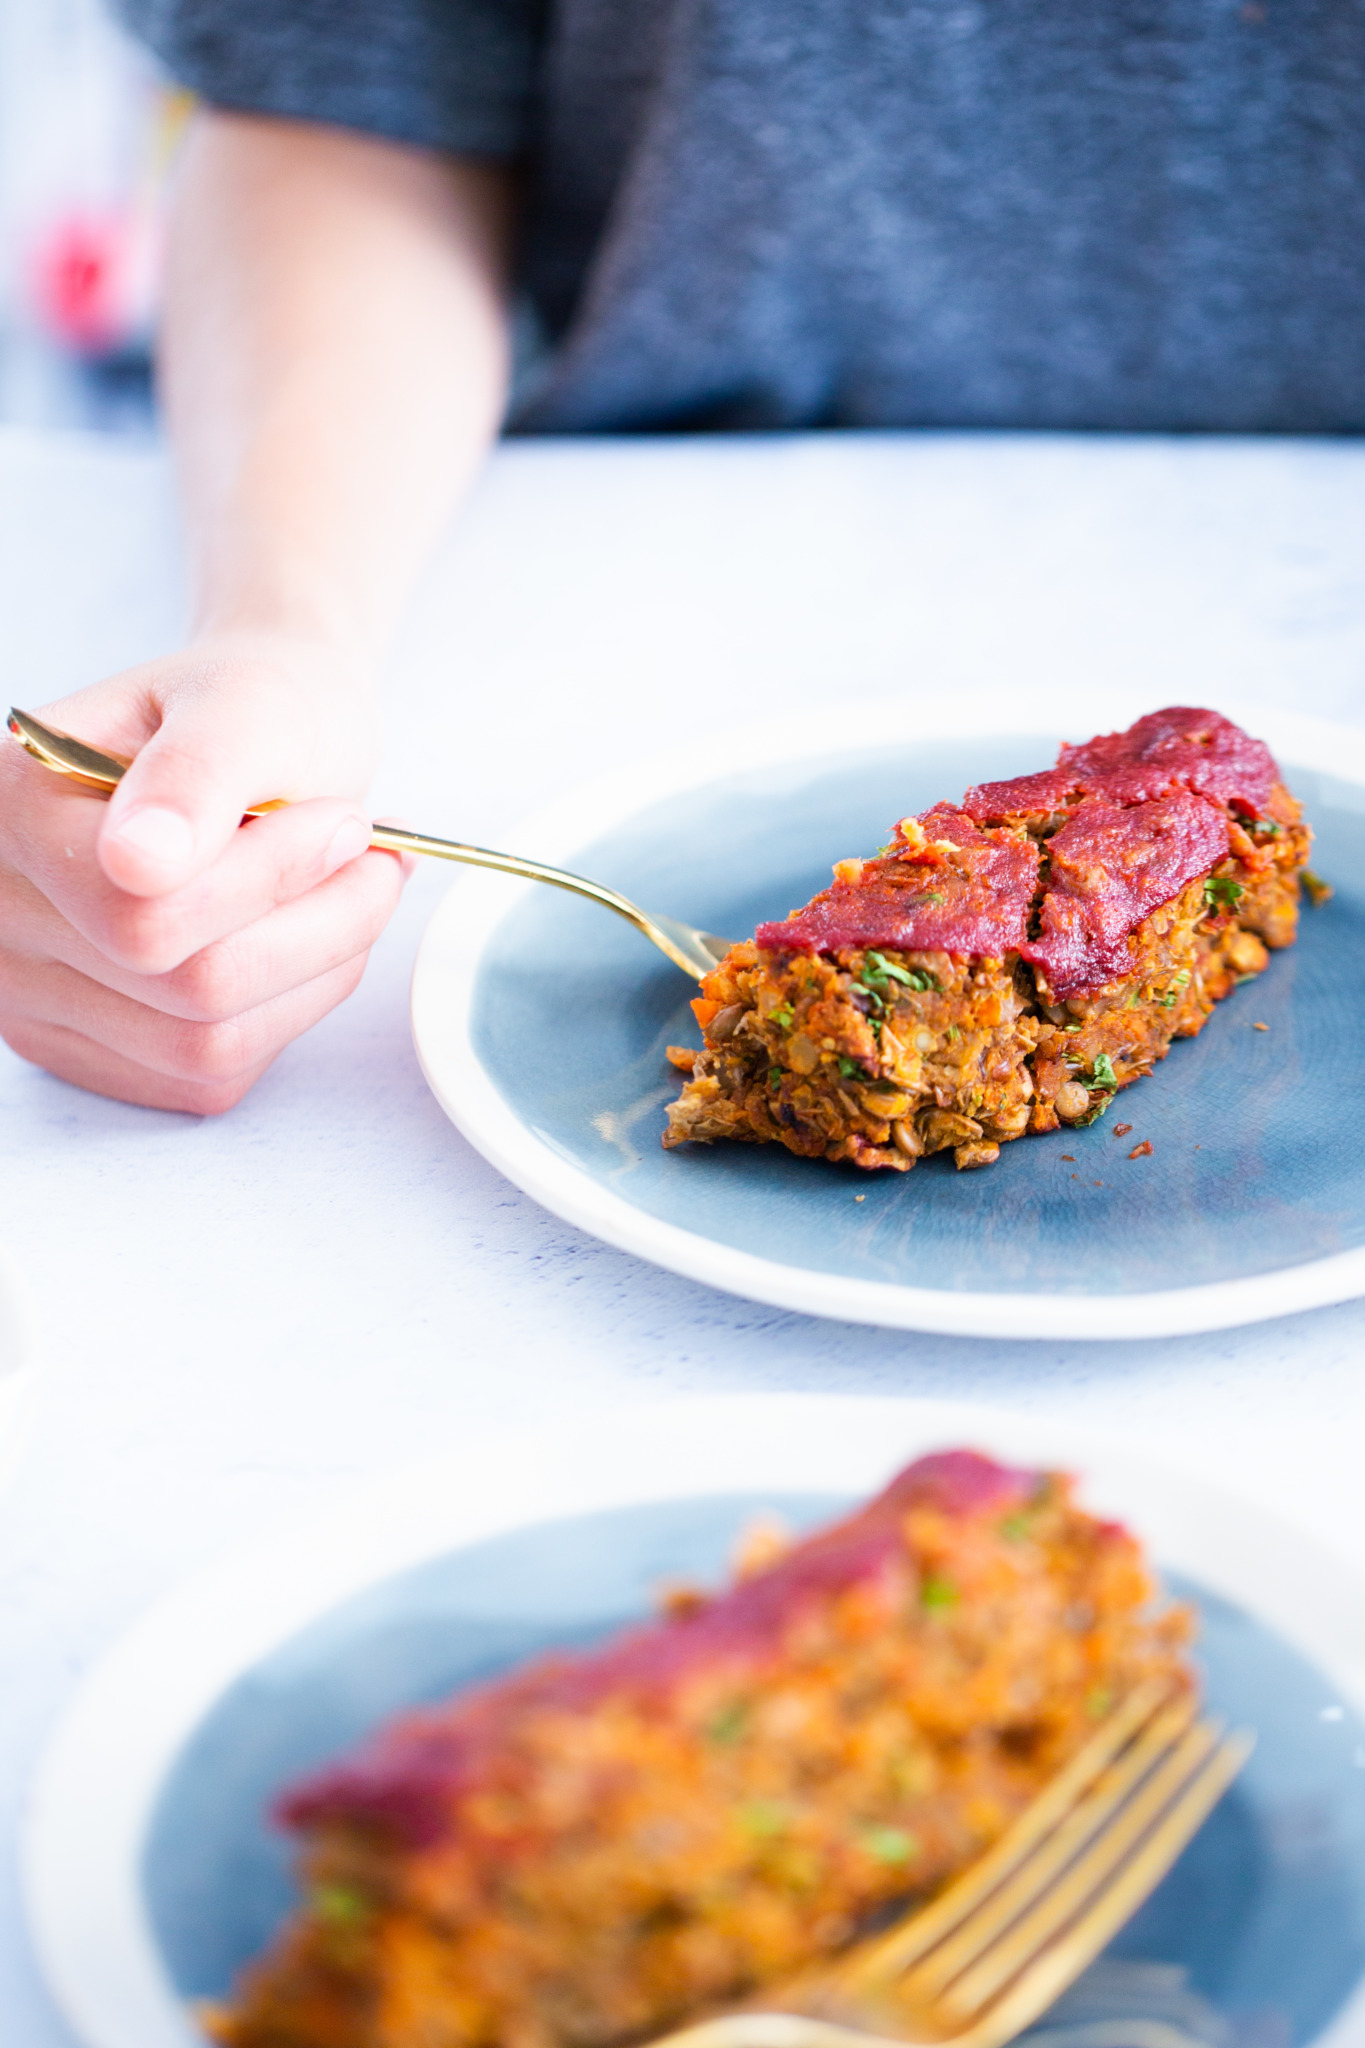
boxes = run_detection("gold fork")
[646,1680,1251,2048]
[5,708,734,981]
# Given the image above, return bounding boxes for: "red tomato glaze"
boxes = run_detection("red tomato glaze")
[964,706,1277,824]
[757,709,1274,997]
[961,766,1080,823]
[755,805,1040,959]
[1021,792,1230,999]
[1058,706,1277,814]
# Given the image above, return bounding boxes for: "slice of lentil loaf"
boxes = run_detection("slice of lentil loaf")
[665,707,1313,1171]
[206,1452,1193,2048]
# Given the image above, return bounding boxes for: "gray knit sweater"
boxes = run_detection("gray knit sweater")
[124,0,1365,432]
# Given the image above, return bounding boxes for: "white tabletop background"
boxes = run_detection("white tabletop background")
[3,425,1365,2045]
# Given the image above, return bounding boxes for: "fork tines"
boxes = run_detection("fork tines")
[824,1678,1253,2046]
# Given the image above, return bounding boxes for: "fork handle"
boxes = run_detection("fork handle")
[6,711,646,927]
[8,706,716,979]
[366,822,695,954]
[370,823,633,904]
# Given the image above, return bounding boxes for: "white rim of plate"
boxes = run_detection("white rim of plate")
[0,1240,40,1491]
[411,691,1365,1340]
[22,1391,1365,2048]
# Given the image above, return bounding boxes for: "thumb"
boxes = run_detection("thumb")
[97,689,297,897]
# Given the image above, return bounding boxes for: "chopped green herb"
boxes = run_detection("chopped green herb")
[859,1825,919,1864]
[770,1003,794,1029]
[1204,875,1244,909]
[921,1574,958,1612]
[708,1701,750,1744]
[926,891,946,906]
[312,1886,369,1927]
[859,951,941,1011]
[837,1055,864,1079]
[947,1023,961,1043]
[737,1800,790,1839]
[858,949,941,996]
[1252,819,1282,836]
[768,1067,783,1088]
[865,950,916,988]
[1090,1053,1118,1091]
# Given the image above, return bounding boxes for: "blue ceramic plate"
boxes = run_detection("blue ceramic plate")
[24,1397,1365,2048]
[146,1504,1365,2048]
[411,705,1365,1338]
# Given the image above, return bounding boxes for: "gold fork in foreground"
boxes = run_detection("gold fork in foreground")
[648,1680,1251,2048]
[6,708,734,981]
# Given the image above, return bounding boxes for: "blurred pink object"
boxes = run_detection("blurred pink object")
[28,203,160,359]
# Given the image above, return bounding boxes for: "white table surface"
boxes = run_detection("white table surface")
[4,424,1365,2046]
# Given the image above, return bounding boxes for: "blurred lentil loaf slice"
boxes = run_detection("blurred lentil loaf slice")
[206,1450,1194,2048]
[664,708,1312,1171]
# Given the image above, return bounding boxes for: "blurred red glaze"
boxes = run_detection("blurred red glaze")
[278,1449,1039,1848]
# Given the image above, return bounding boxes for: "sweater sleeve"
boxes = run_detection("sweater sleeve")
[119,0,544,159]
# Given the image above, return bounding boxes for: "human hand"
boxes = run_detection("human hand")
[0,634,409,1112]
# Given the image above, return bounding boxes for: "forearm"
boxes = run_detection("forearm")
[162,111,515,669]
[1,113,511,1111]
